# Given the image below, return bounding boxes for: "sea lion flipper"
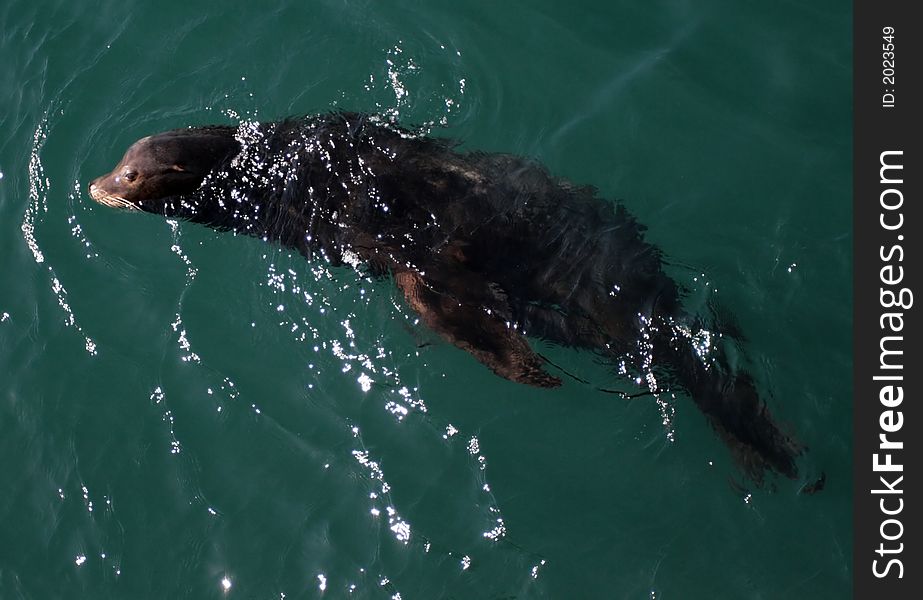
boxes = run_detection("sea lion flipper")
[395,271,561,388]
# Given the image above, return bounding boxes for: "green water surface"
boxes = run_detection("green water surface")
[0,1,851,598]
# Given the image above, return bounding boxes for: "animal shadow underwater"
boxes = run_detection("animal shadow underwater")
[89,111,817,489]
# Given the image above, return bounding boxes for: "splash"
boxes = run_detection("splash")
[350,425,411,545]
[22,115,98,355]
[166,220,203,363]
[361,43,468,132]
[23,118,49,264]
[67,180,98,259]
[151,386,182,455]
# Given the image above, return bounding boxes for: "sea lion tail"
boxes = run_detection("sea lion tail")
[651,325,804,485]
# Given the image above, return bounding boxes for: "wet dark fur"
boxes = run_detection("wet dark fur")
[90,112,808,485]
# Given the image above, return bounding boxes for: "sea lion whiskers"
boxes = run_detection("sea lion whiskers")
[88,185,138,210]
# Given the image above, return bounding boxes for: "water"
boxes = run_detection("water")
[1,0,851,598]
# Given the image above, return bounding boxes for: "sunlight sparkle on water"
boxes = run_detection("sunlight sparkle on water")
[357,373,373,392]
[384,400,408,420]
[483,517,506,540]
[389,517,411,543]
[221,576,232,591]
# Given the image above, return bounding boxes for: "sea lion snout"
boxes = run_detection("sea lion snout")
[87,179,110,203]
[88,175,137,210]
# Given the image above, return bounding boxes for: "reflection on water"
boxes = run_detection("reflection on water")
[2,0,851,597]
[25,114,99,356]
[28,39,551,596]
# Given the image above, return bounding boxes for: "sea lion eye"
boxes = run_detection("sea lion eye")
[123,170,138,182]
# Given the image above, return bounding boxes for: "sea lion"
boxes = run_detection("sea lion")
[89,112,805,485]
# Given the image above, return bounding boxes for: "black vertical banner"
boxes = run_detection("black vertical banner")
[854,1,921,597]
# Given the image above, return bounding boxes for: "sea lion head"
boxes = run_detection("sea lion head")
[89,127,240,214]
